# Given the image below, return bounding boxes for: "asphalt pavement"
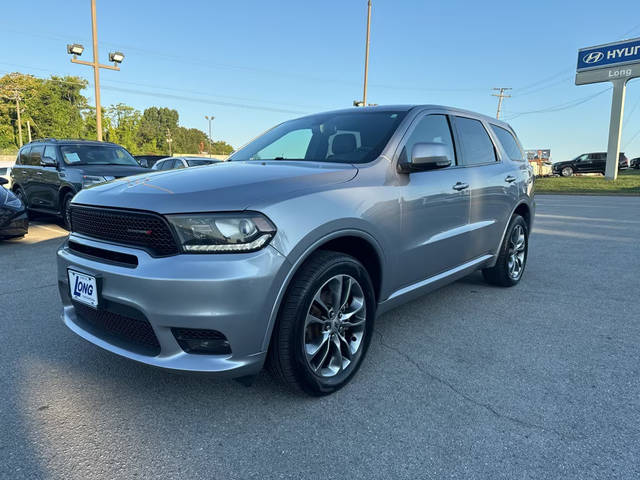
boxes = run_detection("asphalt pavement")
[1,195,639,480]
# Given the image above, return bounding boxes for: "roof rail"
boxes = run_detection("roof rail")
[26,138,117,145]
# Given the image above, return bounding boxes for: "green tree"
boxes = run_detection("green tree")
[137,106,179,154]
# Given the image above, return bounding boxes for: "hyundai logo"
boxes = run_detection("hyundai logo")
[583,51,604,64]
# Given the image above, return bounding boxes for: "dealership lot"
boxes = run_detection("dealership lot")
[1,195,639,480]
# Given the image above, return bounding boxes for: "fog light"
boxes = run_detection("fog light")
[171,328,231,355]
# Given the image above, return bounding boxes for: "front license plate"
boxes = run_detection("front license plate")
[68,269,98,308]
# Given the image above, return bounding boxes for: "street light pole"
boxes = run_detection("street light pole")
[68,0,123,141]
[362,0,372,107]
[205,115,214,157]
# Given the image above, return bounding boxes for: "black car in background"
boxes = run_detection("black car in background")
[10,139,148,229]
[552,152,629,177]
[0,177,28,239]
[134,155,168,168]
[631,157,640,169]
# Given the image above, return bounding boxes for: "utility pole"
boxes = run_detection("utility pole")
[362,0,372,106]
[492,87,511,120]
[68,0,124,141]
[27,120,32,143]
[15,96,23,147]
[166,128,173,156]
[205,115,214,157]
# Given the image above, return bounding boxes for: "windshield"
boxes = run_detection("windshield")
[186,159,216,167]
[60,144,139,166]
[229,111,407,164]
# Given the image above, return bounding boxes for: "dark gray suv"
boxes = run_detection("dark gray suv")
[57,105,534,395]
[10,139,148,229]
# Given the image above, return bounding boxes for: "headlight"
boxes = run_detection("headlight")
[167,212,276,253]
[82,175,115,188]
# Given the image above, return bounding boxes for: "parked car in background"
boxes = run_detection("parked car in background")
[0,166,11,188]
[10,139,148,229]
[134,155,168,168]
[58,105,534,396]
[151,156,221,170]
[631,157,640,169]
[0,177,28,239]
[552,152,628,176]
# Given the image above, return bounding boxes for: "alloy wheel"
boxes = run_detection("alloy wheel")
[507,224,526,280]
[303,274,366,378]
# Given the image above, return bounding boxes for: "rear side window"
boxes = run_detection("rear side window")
[30,145,44,166]
[454,117,497,165]
[402,114,456,165]
[490,125,524,162]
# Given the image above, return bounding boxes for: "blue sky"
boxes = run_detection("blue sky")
[1,0,640,161]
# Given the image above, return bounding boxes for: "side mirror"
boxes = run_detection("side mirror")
[41,156,58,168]
[0,177,8,186]
[398,142,452,173]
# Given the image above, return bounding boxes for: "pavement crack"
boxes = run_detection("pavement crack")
[374,330,567,439]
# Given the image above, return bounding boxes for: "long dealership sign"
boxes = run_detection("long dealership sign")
[577,37,640,72]
[575,37,640,180]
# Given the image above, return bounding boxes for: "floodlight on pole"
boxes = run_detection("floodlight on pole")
[67,44,85,57]
[109,51,125,64]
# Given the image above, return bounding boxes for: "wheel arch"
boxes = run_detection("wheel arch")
[58,186,75,214]
[261,230,385,352]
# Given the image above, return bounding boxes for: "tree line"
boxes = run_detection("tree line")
[0,73,233,155]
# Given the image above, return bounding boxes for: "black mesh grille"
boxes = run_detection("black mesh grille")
[70,205,179,256]
[73,302,161,355]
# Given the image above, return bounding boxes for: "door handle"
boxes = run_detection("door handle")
[452,182,469,191]
[505,175,516,183]
[36,171,44,175]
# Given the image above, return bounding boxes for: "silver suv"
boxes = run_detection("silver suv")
[57,105,534,395]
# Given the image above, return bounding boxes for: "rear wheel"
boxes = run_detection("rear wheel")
[483,214,528,287]
[268,250,376,396]
[561,166,574,177]
[61,192,74,230]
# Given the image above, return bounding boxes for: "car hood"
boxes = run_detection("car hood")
[72,161,358,213]
[69,164,150,177]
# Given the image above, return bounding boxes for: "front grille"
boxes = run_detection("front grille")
[70,205,179,256]
[68,240,139,267]
[73,302,161,355]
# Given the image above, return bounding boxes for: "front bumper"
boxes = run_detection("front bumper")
[57,234,290,377]
[0,210,28,238]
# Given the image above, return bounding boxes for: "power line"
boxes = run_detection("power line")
[502,87,612,120]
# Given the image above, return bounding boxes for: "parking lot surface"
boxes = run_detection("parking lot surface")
[1,195,639,480]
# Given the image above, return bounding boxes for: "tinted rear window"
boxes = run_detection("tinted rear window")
[454,117,497,165]
[490,125,524,161]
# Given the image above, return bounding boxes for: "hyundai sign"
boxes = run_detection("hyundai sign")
[575,37,640,180]
[577,37,640,71]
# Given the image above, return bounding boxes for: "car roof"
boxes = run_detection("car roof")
[293,104,513,130]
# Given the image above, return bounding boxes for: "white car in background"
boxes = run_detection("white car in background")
[151,156,221,171]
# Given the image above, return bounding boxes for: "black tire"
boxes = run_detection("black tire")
[61,192,74,230]
[482,214,528,287]
[14,188,33,219]
[561,166,574,177]
[268,250,376,396]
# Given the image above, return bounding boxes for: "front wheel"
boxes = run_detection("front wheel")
[483,214,528,287]
[268,250,376,396]
[61,192,74,230]
[561,166,574,177]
